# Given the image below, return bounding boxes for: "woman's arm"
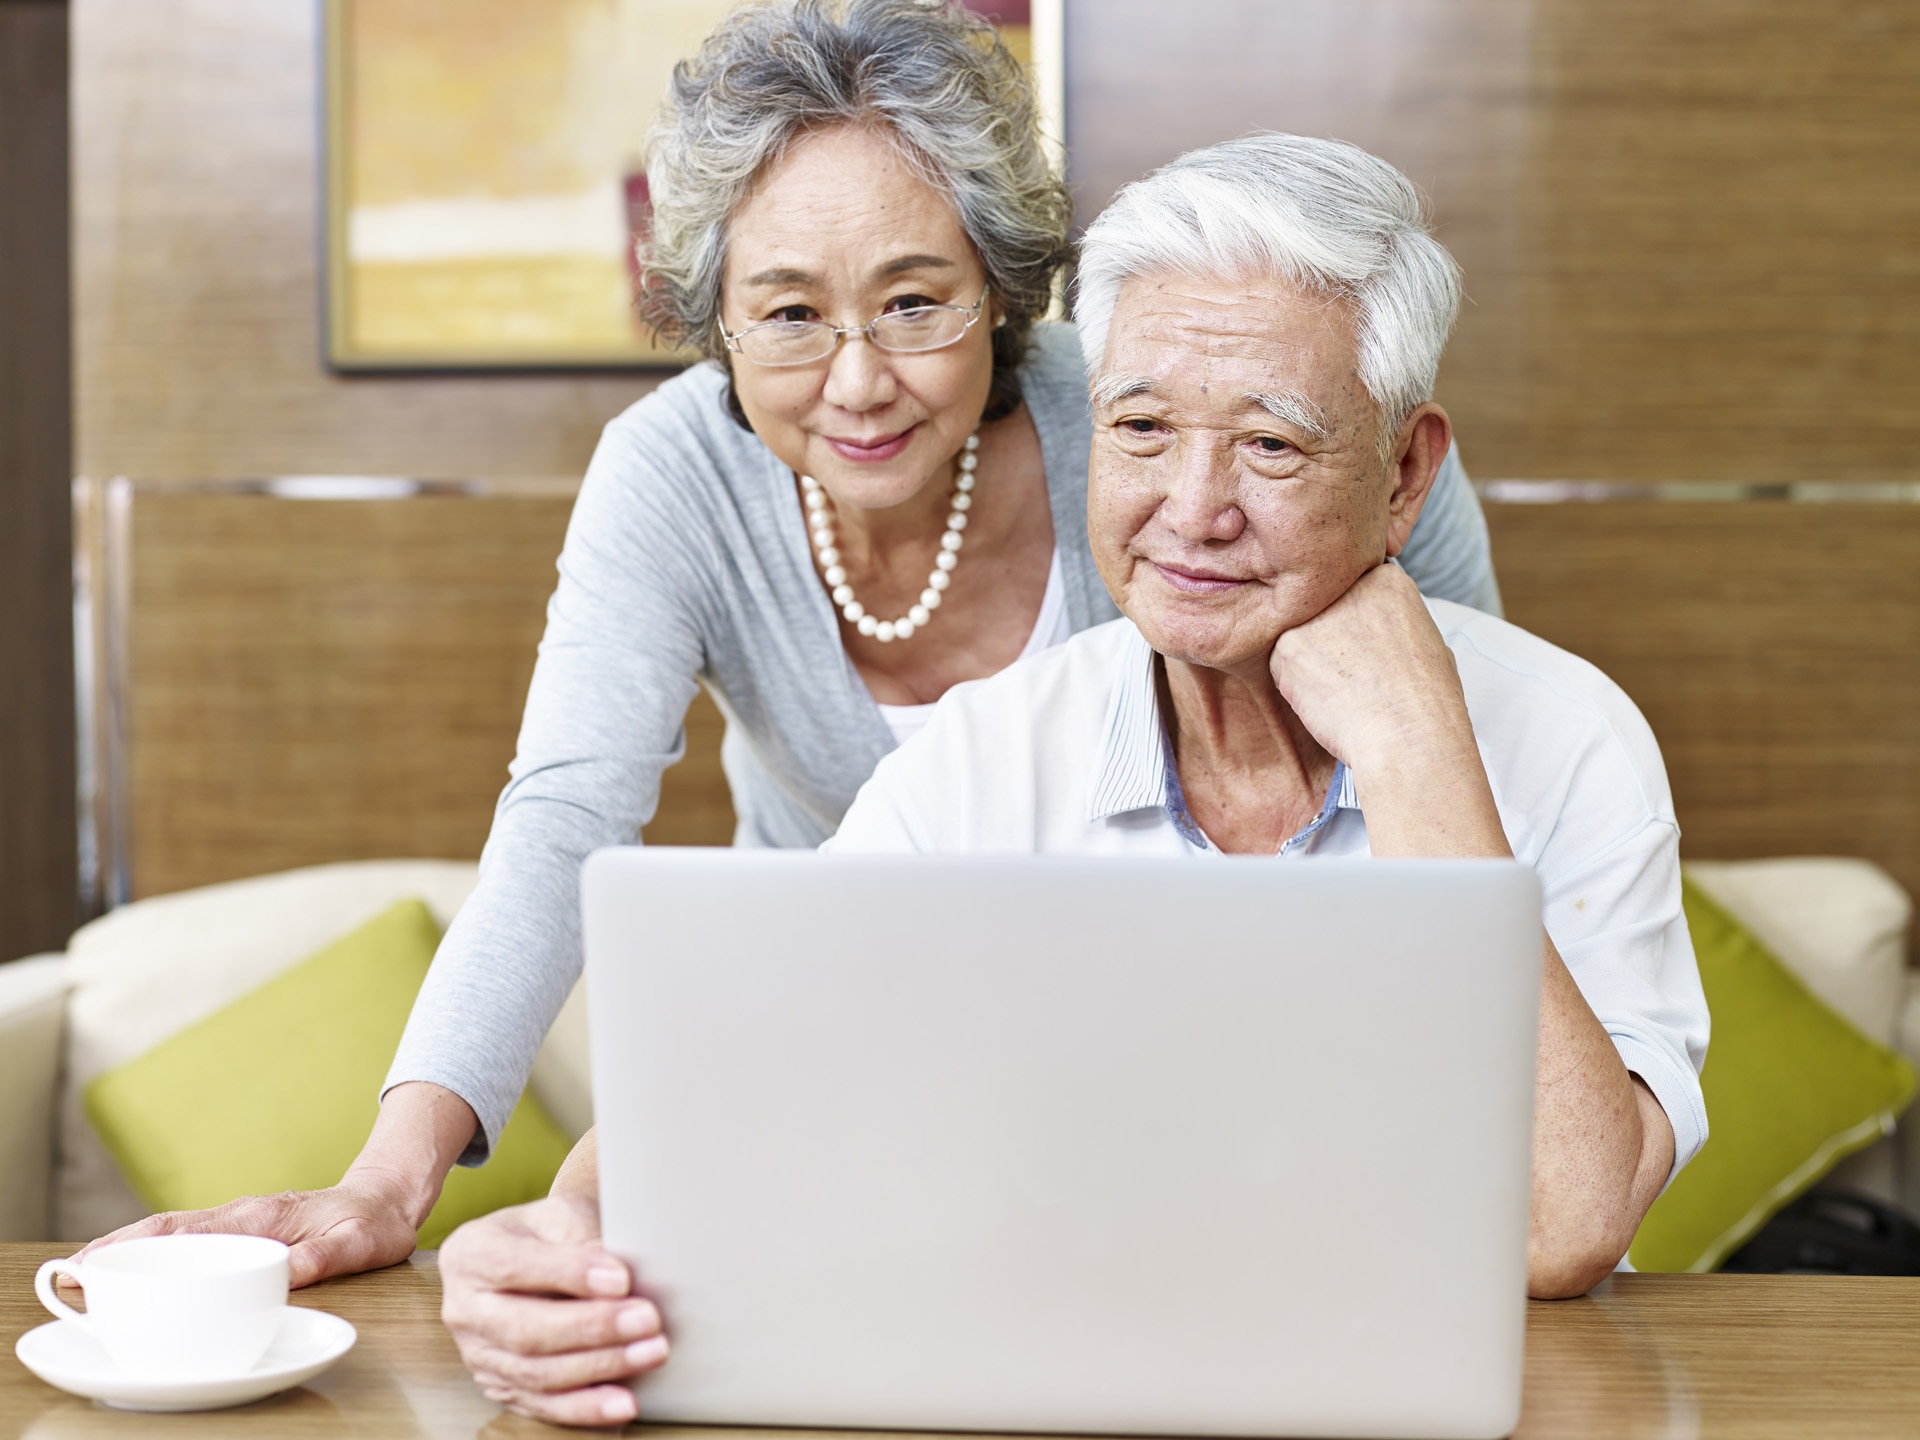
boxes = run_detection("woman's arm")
[388,418,712,1168]
[76,408,717,1284]
[440,1128,663,1428]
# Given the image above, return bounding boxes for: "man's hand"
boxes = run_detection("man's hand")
[441,1191,668,1428]
[70,1171,428,1289]
[1270,563,1506,860]
[1268,562,1473,781]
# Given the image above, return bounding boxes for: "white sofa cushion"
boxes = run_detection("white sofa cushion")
[0,956,74,1241]
[1686,858,1912,1047]
[56,861,481,1242]
[1689,858,1915,1211]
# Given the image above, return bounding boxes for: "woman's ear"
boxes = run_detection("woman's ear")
[1383,406,1453,558]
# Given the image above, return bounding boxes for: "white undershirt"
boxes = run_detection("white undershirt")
[876,547,1069,748]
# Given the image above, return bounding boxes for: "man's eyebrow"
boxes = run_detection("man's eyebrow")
[1247,390,1330,442]
[1089,373,1155,408]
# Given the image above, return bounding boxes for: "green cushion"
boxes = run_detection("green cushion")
[1628,876,1917,1272]
[85,899,573,1250]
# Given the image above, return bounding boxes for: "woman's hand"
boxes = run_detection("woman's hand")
[65,1081,477,1288]
[440,1190,668,1428]
[71,1171,428,1288]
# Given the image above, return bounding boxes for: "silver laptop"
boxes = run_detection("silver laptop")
[583,849,1542,1440]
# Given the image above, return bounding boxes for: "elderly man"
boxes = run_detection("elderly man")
[434,134,1708,1425]
[826,133,1708,1298]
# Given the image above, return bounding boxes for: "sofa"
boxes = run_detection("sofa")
[0,857,1913,1245]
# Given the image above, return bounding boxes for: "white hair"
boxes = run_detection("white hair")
[1073,133,1462,439]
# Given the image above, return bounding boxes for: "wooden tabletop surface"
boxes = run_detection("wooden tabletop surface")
[3,1243,1917,1438]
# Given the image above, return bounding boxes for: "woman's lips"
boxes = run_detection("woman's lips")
[1151,561,1248,595]
[825,425,917,463]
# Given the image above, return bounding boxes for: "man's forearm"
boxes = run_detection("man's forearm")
[1347,710,1509,862]
[346,1081,482,1227]
[1526,942,1673,1296]
[1352,730,1669,1294]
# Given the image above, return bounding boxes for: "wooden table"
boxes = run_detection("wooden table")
[3,1243,1917,1437]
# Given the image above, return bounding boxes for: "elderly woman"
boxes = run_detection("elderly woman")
[435,130,1705,1427]
[85,0,1497,1340]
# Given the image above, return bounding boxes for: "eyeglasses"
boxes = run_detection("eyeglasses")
[722,285,990,367]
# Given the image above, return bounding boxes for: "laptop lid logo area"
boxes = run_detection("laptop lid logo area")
[584,850,1541,1440]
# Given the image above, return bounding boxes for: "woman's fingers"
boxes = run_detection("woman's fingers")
[493,1380,640,1429]
[446,1290,662,1357]
[463,1330,669,1394]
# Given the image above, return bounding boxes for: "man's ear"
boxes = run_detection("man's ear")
[1382,405,1453,559]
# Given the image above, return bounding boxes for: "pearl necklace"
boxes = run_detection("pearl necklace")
[802,429,978,644]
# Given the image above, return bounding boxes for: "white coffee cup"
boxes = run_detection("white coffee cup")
[35,1234,290,1378]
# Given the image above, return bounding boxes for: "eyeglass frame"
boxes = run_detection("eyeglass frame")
[720,284,993,368]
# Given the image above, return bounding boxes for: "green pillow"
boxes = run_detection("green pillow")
[85,898,573,1250]
[1628,877,1917,1272]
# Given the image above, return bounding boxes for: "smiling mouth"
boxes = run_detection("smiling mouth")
[1150,561,1249,595]
[825,426,918,462]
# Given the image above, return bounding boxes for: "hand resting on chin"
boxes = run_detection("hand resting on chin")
[1267,561,1479,818]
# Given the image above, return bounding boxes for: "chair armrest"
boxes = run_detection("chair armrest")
[0,956,73,1241]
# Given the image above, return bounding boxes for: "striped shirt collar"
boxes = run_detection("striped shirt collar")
[1086,623,1358,851]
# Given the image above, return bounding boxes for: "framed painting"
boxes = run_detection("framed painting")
[322,0,1063,370]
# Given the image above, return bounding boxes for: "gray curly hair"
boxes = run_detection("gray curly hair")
[639,0,1072,425]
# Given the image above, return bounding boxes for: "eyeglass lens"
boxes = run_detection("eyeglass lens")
[736,305,973,365]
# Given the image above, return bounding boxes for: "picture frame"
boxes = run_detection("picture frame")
[321,0,1064,371]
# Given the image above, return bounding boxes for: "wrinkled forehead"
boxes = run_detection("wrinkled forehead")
[1096,268,1373,425]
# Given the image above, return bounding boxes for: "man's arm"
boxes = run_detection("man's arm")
[1272,564,1674,1296]
[1529,965,1674,1294]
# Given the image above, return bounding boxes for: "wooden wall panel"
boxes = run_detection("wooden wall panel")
[1520,0,1920,479]
[115,488,733,900]
[123,491,568,897]
[1487,502,1920,906]
[70,0,1919,901]
[0,0,79,959]
[72,0,661,483]
[1066,0,1920,482]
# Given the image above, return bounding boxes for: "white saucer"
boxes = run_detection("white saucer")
[14,1305,357,1412]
